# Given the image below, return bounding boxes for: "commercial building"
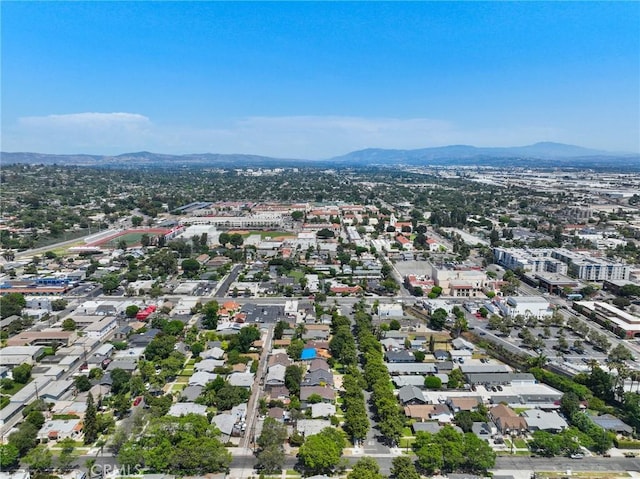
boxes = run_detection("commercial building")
[495,296,552,319]
[575,301,640,339]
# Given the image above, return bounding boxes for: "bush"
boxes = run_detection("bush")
[289,432,304,446]
[424,375,442,390]
[615,439,640,449]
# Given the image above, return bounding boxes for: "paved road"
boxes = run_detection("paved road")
[240,324,274,449]
[495,455,640,472]
[79,446,640,478]
[214,264,244,297]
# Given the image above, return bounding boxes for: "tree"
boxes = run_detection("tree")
[560,391,581,419]
[389,319,401,330]
[51,298,68,311]
[202,300,220,329]
[424,375,442,390]
[347,457,384,479]
[274,320,288,340]
[256,418,287,473]
[125,304,140,318]
[256,444,284,474]
[447,368,465,389]
[144,334,177,361]
[284,364,304,396]
[218,232,230,247]
[316,228,335,239]
[62,318,77,331]
[110,368,132,395]
[286,338,304,361]
[84,392,98,444]
[12,363,32,384]
[74,375,92,392]
[608,344,633,363]
[181,258,201,278]
[26,410,45,429]
[229,233,244,248]
[415,439,444,474]
[58,437,78,470]
[214,384,251,410]
[390,455,420,479]
[430,308,447,330]
[0,292,26,318]
[8,422,38,456]
[0,443,20,469]
[298,427,345,475]
[101,274,121,294]
[329,325,357,366]
[24,445,52,471]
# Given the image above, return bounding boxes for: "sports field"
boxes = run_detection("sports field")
[88,228,171,248]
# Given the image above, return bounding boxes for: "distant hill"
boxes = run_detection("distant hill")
[0,151,309,168]
[2,142,638,170]
[327,142,635,165]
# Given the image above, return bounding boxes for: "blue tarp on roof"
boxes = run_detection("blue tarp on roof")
[300,348,317,360]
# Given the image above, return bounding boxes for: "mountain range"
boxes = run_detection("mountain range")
[1,142,638,170]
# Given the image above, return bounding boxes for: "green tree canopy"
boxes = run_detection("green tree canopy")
[298,427,345,475]
[347,457,384,479]
[0,292,26,319]
[12,363,32,384]
[62,318,77,331]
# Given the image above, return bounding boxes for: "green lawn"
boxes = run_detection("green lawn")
[1,380,28,396]
[514,438,528,448]
[399,438,415,448]
[103,232,148,248]
[288,270,306,281]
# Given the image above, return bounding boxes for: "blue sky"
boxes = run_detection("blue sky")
[2,1,639,158]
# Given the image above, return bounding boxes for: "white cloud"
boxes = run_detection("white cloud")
[9,112,153,153]
[3,112,563,158]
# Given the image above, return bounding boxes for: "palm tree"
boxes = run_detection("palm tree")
[527,352,548,369]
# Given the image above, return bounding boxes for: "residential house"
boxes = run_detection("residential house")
[167,403,207,417]
[194,359,225,373]
[433,350,450,361]
[201,347,225,360]
[267,407,286,422]
[522,410,568,432]
[308,358,330,373]
[268,353,291,368]
[189,371,217,387]
[228,372,254,388]
[429,403,453,423]
[591,414,634,435]
[489,404,527,435]
[386,363,437,376]
[267,386,290,403]
[472,422,496,442]
[300,386,334,404]
[265,364,287,387]
[385,350,415,363]
[38,419,83,441]
[302,369,333,387]
[311,403,336,418]
[447,397,483,413]
[393,376,426,388]
[180,385,203,402]
[398,385,427,405]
